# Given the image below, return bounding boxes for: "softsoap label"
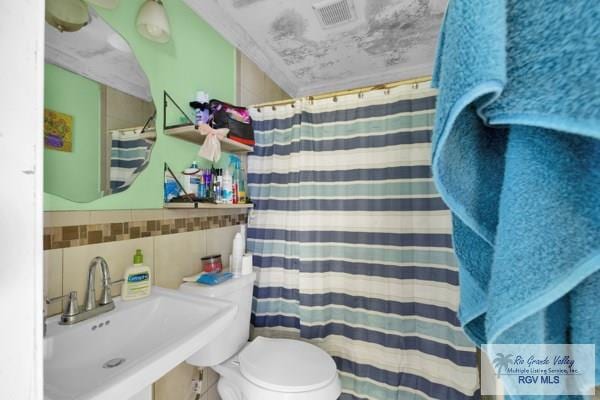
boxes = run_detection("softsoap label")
[481,344,595,396]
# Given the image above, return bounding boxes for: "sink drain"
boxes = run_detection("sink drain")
[103,358,126,369]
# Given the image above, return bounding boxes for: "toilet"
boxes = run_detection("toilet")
[179,272,341,400]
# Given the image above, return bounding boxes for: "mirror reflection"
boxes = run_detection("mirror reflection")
[44,10,155,203]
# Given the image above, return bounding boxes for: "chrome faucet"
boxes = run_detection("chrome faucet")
[85,256,113,311]
[48,257,117,325]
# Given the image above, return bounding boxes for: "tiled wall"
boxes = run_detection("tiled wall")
[44,209,248,400]
[44,209,247,250]
[236,51,290,107]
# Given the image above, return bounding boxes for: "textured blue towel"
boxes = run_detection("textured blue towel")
[432,0,600,397]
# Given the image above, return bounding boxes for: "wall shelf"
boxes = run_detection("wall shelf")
[164,125,253,153]
[164,202,254,209]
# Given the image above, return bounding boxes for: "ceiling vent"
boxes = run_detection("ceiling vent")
[313,0,357,29]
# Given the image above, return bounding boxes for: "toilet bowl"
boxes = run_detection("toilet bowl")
[214,337,341,400]
[178,272,341,400]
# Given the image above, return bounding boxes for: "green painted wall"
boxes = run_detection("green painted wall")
[44,0,236,210]
[44,64,102,203]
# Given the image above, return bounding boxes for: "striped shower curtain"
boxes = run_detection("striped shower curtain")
[110,129,154,194]
[247,84,479,400]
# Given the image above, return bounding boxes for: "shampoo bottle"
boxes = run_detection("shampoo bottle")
[122,249,152,300]
[222,167,233,204]
[239,163,247,204]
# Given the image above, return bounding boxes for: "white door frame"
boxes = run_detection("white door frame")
[0,1,44,399]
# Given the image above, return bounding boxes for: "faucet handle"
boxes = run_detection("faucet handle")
[63,291,80,317]
[46,291,80,317]
[45,294,67,305]
[99,278,125,306]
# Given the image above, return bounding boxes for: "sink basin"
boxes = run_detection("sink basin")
[44,287,236,400]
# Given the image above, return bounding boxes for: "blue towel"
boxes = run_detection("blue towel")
[432,0,600,397]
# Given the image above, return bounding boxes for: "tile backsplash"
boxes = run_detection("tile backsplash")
[44,209,246,400]
[44,209,247,250]
[43,209,247,314]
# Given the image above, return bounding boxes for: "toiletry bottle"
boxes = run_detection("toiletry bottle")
[197,170,205,199]
[239,164,247,204]
[235,158,241,203]
[122,249,152,300]
[205,170,212,200]
[212,168,218,202]
[232,232,244,277]
[183,162,200,196]
[222,167,233,204]
[193,165,201,199]
[216,169,223,203]
[229,155,240,204]
[202,170,207,199]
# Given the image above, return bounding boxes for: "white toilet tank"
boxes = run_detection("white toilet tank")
[179,272,256,367]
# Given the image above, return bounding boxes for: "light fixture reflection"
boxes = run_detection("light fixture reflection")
[46,0,89,32]
[136,0,171,43]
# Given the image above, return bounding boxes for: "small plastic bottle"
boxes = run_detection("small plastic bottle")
[222,168,233,204]
[122,249,152,300]
[204,170,212,200]
[232,158,240,204]
[197,170,206,199]
[215,169,223,203]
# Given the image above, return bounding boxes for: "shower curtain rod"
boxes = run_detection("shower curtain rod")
[251,75,432,109]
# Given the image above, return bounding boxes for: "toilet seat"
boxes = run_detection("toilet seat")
[213,337,342,400]
[237,337,338,393]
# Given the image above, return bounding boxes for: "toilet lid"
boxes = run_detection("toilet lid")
[238,337,338,393]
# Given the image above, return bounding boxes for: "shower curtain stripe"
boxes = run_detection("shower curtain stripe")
[253,293,463,328]
[248,229,452,245]
[251,261,459,285]
[247,243,457,268]
[248,165,434,184]
[251,95,436,129]
[251,198,448,212]
[251,131,434,156]
[253,303,473,347]
[252,114,435,143]
[110,134,153,194]
[250,183,441,199]
[248,87,478,400]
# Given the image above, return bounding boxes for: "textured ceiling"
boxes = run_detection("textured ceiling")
[184,0,447,97]
[45,11,151,101]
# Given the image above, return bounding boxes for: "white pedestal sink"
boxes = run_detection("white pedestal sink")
[44,287,236,400]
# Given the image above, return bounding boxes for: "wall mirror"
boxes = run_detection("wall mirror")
[44,10,156,203]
